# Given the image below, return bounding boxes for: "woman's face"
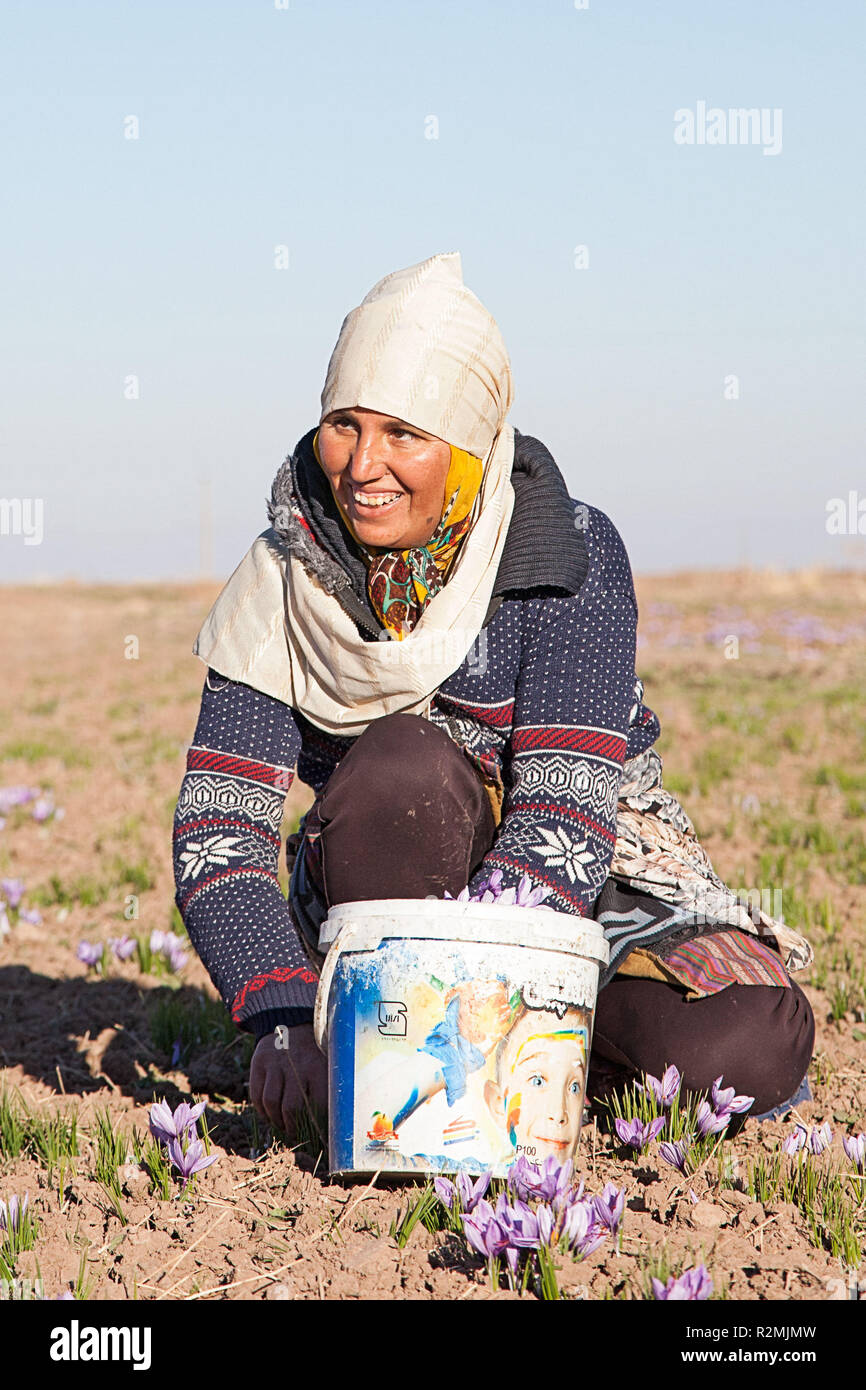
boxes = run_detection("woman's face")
[317,407,452,549]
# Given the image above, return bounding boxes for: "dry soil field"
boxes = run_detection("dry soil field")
[0,568,864,1301]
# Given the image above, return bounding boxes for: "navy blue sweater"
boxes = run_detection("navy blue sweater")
[172,431,660,1038]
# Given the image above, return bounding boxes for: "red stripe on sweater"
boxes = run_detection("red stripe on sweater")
[512,726,626,761]
[438,696,515,728]
[172,815,281,847]
[180,865,278,908]
[186,746,293,785]
[508,802,617,842]
[231,966,319,1021]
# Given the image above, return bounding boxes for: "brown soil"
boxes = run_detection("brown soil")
[0,569,863,1301]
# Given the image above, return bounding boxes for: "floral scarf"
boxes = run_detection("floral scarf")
[313,430,483,640]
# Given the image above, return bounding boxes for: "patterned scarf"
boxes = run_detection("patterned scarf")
[312,430,483,640]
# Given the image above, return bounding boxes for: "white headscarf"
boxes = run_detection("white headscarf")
[192,252,516,736]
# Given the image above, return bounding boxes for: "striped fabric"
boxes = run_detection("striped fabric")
[659,928,791,998]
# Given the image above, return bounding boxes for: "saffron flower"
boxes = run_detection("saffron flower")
[0,1192,29,1234]
[641,1065,681,1108]
[443,871,550,908]
[659,1138,692,1176]
[167,1135,218,1190]
[842,1133,866,1173]
[808,1122,833,1156]
[17,906,42,925]
[110,935,136,961]
[652,1264,713,1301]
[592,1182,626,1236]
[149,1099,206,1144]
[167,945,188,972]
[32,796,57,822]
[76,941,103,969]
[433,1169,492,1214]
[559,1196,607,1257]
[508,1154,574,1206]
[695,1101,730,1138]
[711,1076,755,1116]
[781,1126,808,1156]
[0,878,24,908]
[614,1115,666,1152]
[0,787,37,814]
[462,1199,510,1259]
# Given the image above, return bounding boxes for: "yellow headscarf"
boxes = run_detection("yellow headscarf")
[313,431,483,640]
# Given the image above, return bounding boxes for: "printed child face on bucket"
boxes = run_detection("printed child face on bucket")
[484,1007,588,1163]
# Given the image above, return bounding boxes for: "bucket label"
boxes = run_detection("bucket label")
[328,938,599,1176]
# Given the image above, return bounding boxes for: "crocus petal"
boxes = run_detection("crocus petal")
[433,1177,455,1210]
[615,1117,640,1147]
[661,1064,682,1104]
[842,1133,866,1171]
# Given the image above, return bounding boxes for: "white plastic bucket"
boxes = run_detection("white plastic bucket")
[314,898,609,1178]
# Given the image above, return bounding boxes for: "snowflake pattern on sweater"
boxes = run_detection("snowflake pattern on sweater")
[172,503,660,1038]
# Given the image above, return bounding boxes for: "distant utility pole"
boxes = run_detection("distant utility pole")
[198,478,214,581]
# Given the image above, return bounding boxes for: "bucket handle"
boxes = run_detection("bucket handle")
[312,923,360,1053]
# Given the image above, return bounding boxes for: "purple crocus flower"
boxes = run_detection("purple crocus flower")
[0,1192,29,1233]
[167,1135,218,1189]
[614,1115,666,1152]
[456,1168,492,1213]
[641,1065,681,1108]
[561,1198,607,1257]
[110,935,137,962]
[433,1176,457,1209]
[149,1099,206,1144]
[0,786,36,814]
[652,1264,713,1301]
[17,906,42,925]
[32,796,56,822]
[695,1101,730,1138]
[842,1133,866,1172]
[659,1138,692,1176]
[711,1076,755,1116]
[435,1169,493,1214]
[499,1198,544,1250]
[149,930,166,954]
[506,1155,574,1206]
[808,1122,833,1156]
[781,1126,808,1156]
[462,1199,509,1260]
[592,1182,625,1236]
[0,878,24,909]
[167,945,188,972]
[76,941,103,968]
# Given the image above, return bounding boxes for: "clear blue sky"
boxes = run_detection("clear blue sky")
[2,0,864,582]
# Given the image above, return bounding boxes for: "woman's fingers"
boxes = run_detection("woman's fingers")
[260,1070,286,1130]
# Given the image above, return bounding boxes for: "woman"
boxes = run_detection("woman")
[173,252,814,1140]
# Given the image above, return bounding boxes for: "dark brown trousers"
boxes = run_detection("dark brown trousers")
[310,713,814,1115]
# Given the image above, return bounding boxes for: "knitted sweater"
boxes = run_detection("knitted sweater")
[172,430,661,1039]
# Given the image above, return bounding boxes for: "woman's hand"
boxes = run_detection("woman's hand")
[249,1023,328,1143]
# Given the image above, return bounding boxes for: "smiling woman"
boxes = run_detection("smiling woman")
[172,251,815,1152]
[314,407,486,639]
[317,408,452,547]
